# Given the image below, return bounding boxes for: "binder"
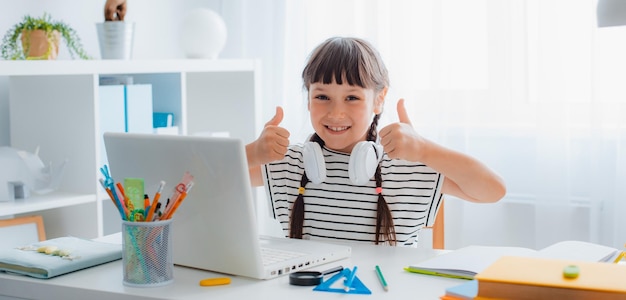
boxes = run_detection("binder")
[99,84,154,167]
[98,85,126,167]
[124,84,153,133]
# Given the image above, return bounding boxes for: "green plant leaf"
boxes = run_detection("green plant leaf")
[1,13,91,60]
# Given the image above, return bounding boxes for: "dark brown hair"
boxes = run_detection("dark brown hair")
[290,37,396,245]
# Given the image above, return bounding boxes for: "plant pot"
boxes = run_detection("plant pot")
[21,30,60,60]
[96,21,135,60]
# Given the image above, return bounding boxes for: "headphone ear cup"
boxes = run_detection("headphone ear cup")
[348,141,380,185]
[302,142,326,184]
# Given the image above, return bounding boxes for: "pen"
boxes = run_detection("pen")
[162,172,194,218]
[114,183,130,220]
[146,181,165,222]
[375,265,388,291]
[344,266,357,292]
[100,178,124,219]
[613,251,625,264]
[152,202,162,221]
[109,181,127,221]
[99,178,117,208]
[163,182,193,220]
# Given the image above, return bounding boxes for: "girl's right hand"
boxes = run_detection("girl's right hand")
[248,106,290,166]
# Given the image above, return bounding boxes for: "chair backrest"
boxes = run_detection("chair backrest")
[430,198,445,249]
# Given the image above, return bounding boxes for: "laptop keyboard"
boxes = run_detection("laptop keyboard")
[260,247,307,266]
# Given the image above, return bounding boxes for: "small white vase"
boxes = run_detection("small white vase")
[179,8,228,59]
[96,21,135,60]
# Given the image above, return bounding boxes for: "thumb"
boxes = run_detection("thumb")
[397,99,412,125]
[265,106,284,127]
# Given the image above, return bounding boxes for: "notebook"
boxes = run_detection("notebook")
[104,132,351,279]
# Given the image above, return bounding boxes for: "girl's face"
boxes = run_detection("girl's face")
[308,80,385,153]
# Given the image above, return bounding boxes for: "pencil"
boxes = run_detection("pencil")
[163,182,193,220]
[375,265,388,291]
[344,266,358,292]
[145,181,165,222]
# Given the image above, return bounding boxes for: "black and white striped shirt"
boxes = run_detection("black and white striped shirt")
[263,144,444,247]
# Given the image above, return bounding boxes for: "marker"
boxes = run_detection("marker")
[344,266,357,292]
[375,265,388,291]
[199,277,231,286]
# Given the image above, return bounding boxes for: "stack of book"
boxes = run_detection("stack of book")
[405,240,626,299]
[473,256,626,299]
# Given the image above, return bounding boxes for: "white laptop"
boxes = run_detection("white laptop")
[104,132,351,279]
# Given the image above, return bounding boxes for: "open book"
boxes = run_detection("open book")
[405,240,620,280]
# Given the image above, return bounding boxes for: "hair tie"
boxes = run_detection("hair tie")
[376,187,383,194]
[298,187,305,195]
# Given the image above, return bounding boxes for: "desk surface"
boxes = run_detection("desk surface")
[0,240,462,300]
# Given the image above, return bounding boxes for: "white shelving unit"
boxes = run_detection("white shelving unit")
[0,59,262,239]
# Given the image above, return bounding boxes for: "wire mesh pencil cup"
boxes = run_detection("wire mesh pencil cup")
[122,219,173,287]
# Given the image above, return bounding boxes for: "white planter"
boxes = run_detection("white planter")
[96,21,135,60]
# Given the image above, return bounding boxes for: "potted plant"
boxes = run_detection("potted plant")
[1,13,91,60]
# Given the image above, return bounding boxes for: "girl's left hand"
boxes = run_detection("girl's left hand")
[379,99,425,162]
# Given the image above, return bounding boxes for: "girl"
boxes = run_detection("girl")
[246,37,506,246]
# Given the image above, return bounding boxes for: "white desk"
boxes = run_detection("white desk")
[0,242,462,300]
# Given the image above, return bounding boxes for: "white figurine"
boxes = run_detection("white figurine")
[0,146,67,202]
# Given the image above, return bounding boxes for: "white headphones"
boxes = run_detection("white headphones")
[302,140,384,185]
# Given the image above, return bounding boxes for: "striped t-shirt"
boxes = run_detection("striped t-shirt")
[262,144,444,247]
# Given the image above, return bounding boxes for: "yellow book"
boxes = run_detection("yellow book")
[475,256,626,300]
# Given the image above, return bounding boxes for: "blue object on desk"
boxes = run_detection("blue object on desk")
[313,267,371,295]
[444,279,478,299]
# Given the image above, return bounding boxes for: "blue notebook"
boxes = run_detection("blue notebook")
[444,279,478,299]
[0,236,122,279]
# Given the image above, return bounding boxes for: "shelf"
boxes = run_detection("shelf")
[3,58,261,239]
[0,59,258,76]
[0,192,95,217]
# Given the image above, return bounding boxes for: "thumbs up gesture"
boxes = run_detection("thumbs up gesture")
[248,106,290,166]
[379,99,426,162]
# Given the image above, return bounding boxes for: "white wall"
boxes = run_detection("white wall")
[0,0,284,146]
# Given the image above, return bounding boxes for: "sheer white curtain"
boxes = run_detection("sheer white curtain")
[260,0,626,249]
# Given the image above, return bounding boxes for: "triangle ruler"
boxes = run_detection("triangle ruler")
[313,268,371,295]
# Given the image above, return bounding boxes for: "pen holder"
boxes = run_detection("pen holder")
[122,219,173,287]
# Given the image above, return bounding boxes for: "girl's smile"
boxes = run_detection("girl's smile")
[308,81,383,153]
